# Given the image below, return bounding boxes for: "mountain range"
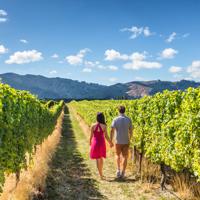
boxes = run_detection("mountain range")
[0,73,199,99]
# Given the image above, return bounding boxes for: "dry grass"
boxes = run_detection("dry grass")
[171,173,200,200]
[0,110,64,200]
[130,149,161,184]
[172,174,192,200]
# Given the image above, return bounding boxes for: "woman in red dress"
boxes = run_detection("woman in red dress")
[90,112,113,179]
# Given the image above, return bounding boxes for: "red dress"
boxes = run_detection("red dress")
[90,123,106,159]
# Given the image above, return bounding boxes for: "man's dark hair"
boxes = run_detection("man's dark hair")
[118,105,125,114]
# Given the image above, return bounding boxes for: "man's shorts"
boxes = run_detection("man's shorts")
[115,144,129,157]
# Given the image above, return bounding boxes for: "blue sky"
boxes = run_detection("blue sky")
[0,0,200,85]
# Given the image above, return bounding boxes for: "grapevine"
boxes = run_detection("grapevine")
[0,84,64,192]
[69,87,200,180]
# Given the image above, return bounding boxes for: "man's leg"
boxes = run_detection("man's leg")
[115,144,121,178]
[122,156,128,173]
[121,145,129,177]
[116,154,121,171]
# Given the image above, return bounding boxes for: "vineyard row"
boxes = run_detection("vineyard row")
[69,87,200,181]
[0,84,64,192]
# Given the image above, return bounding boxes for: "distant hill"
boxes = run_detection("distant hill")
[0,73,199,99]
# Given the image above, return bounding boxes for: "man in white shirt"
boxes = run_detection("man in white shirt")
[110,105,133,178]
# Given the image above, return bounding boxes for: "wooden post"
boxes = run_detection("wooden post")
[15,169,20,187]
[160,163,166,190]
[138,152,143,174]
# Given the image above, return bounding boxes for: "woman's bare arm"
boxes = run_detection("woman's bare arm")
[90,125,94,145]
[104,126,113,147]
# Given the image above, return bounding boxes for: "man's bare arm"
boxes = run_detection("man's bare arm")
[110,127,115,143]
[104,126,113,147]
[129,126,133,141]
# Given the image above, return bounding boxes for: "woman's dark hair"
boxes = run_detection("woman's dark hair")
[96,112,106,124]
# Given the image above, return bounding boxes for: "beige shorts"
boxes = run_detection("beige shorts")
[115,144,129,157]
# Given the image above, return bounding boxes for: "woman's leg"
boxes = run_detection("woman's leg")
[99,158,103,177]
[96,158,103,178]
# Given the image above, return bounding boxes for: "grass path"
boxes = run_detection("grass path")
[41,107,104,199]
[42,106,178,200]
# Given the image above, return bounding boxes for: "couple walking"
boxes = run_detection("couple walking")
[89,105,133,180]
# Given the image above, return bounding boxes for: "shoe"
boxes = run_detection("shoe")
[120,171,125,178]
[116,170,121,178]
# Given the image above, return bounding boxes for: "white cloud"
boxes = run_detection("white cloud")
[182,33,190,38]
[96,64,118,71]
[134,76,146,81]
[84,61,95,67]
[105,49,149,62]
[105,49,161,70]
[124,52,162,70]
[160,48,178,59]
[121,26,143,39]
[97,65,107,69]
[108,65,118,71]
[20,39,28,44]
[143,27,153,37]
[166,32,176,43]
[79,48,90,54]
[109,77,118,82]
[187,60,200,78]
[121,26,154,39]
[0,9,8,23]
[52,53,59,58]
[124,60,162,70]
[82,68,92,73]
[169,66,182,73]
[129,52,146,60]
[95,61,100,65]
[66,55,82,65]
[49,70,57,74]
[105,49,129,61]
[65,48,90,65]
[0,44,8,54]
[84,60,99,68]
[0,18,7,22]
[0,10,7,16]
[5,50,43,64]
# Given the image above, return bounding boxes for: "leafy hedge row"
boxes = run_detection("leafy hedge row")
[0,84,64,191]
[69,87,200,180]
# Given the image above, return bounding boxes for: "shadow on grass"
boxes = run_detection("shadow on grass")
[34,106,106,200]
[106,175,137,183]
